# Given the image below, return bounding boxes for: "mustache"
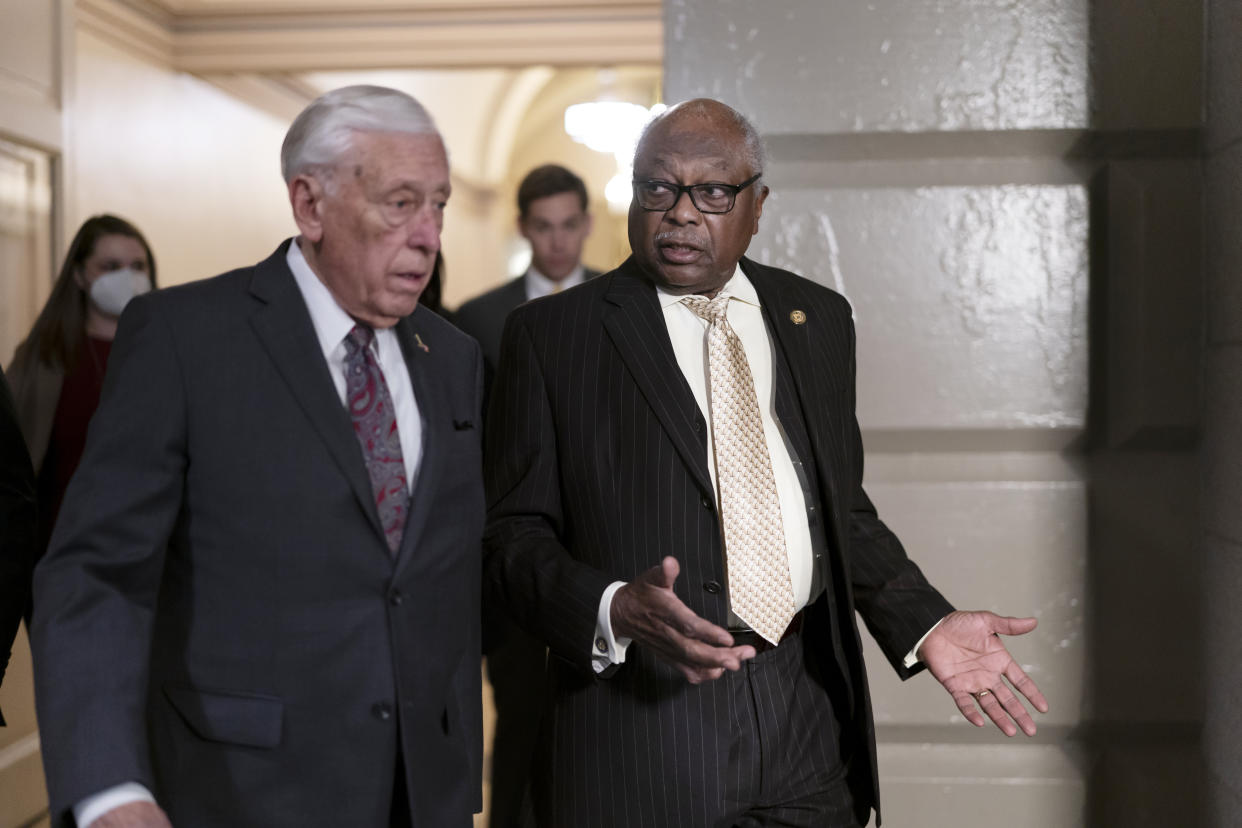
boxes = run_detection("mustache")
[653,231,705,248]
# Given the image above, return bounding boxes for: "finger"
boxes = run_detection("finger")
[988,613,1038,636]
[992,683,1037,736]
[681,665,727,684]
[674,607,739,648]
[974,690,1018,737]
[677,636,756,672]
[950,689,987,727]
[1004,661,1049,714]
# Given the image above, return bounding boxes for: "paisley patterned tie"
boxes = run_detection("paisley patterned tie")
[683,293,797,645]
[343,324,408,556]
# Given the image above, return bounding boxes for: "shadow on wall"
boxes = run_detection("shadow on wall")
[1081,1,1206,821]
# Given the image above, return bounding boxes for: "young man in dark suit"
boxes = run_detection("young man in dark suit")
[455,164,600,379]
[31,86,484,828]
[455,163,599,828]
[484,99,1048,827]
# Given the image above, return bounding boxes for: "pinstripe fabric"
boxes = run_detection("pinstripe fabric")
[483,256,954,827]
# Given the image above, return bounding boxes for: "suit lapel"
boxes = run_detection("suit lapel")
[745,259,847,552]
[391,310,444,573]
[602,260,714,498]
[247,243,387,547]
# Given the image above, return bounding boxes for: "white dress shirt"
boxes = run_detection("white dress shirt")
[74,238,424,827]
[525,264,586,301]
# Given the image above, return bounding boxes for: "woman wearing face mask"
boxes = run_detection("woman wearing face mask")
[6,214,156,559]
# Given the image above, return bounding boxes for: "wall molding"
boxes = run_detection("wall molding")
[77,0,662,72]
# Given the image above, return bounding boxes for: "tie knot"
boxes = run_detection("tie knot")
[682,293,730,324]
[345,323,375,356]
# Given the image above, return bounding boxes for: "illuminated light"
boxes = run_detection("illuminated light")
[564,101,666,159]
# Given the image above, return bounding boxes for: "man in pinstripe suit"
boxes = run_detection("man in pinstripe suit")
[484,98,1047,827]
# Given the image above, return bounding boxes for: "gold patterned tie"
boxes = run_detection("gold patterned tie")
[682,293,797,645]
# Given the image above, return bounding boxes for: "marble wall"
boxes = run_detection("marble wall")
[664,0,1206,824]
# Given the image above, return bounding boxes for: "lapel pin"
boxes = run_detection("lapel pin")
[414,333,430,353]
[790,309,807,325]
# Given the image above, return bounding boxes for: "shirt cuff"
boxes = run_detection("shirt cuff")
[75,782,157,828]
[902,616,948,669]
[591,580,632,675]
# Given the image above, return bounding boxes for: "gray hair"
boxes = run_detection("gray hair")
[635,99,767,181]
[281,85,440,183]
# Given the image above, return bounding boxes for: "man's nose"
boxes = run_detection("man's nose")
[406,208,441,250]
[665,189,701,224]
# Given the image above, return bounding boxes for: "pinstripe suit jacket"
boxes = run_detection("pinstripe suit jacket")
[483,255,953,826]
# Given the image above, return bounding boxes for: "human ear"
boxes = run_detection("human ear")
[290,174,327,243]
[751,185,770,234]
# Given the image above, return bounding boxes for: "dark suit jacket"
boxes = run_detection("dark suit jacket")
[31,242,485,827]
[454,269,602,380]
[0,366,37,727]
[483,256,953,826]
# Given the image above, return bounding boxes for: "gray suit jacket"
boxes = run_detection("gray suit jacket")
[32,241,485,827]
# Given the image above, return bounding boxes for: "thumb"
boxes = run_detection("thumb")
[633,556,681,590]
[655,556,681,589]
[988,613,1038,636]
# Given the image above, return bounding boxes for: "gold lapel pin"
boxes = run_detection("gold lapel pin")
[414,333,430,353]
[790,309,807,325]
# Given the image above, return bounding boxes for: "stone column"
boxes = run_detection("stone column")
[663,1,1204,824]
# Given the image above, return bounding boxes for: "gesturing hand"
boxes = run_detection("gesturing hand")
[611,556,756,684]
[918,610,1049,737]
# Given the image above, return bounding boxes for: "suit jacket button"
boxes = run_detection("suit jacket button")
[693,419,704,433]
[703,580,722,595]
[389,589,404,606]
[701,496,712,509]
[372,702,393,721]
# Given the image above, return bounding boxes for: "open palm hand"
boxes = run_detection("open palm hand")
[918,610,1049,737]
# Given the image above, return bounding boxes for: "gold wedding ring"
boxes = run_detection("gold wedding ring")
[975,689,992,699]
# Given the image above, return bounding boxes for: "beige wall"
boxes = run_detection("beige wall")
[70,33,505,308]
[0,1,68,823]
[72,29,294,286]
[666,0,1204,825]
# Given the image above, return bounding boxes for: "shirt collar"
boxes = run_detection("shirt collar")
[286,238,367,356]
[654,264,760,310]
[526,264,585,300]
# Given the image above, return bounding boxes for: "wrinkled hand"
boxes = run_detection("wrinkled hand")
[611,556,755,684]
[918,610,1049,737]
[93,802,173,828]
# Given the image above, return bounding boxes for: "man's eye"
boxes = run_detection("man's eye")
[699,185,729,199]
[645,182,674,194]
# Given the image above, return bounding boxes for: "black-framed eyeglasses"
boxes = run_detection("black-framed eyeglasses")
[632,173,762,214]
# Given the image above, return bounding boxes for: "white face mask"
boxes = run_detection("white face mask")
[88,267,152,316]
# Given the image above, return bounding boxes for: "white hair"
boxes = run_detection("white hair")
[281,85,440,183]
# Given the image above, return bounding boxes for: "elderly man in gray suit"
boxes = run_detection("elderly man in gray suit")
[32,86,484,828]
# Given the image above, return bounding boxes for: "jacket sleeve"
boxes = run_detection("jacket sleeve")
[30,294,188,821]
[482,311,616,674]
[0,366,37,724]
